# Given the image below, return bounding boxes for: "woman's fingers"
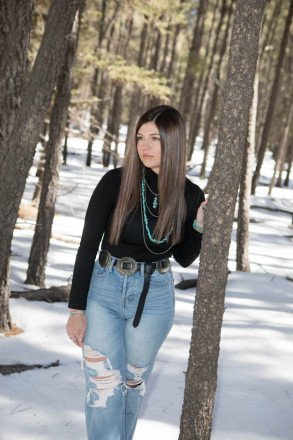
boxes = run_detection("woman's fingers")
[201,197,208,209]
[195,198,208,227]
[66,315,87,348]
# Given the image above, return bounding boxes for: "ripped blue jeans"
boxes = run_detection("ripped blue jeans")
[83,258,175,440]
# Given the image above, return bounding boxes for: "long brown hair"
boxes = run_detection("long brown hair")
[109,105,187,246]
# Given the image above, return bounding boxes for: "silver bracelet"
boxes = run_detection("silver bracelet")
[70,312,84,317]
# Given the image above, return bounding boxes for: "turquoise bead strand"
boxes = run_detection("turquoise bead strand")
[141,179,173,244]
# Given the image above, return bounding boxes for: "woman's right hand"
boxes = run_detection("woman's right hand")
[66,312,87,348]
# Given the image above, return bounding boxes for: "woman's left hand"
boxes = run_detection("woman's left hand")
[196,198,208,227]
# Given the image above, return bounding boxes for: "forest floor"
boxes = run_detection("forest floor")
[0,138,292,440]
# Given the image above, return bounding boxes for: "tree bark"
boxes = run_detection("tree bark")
[0,0,34,149]
[179,1,265,439]
[0,0,34,332]
[0,0,80,331]
[236,68,259,271]
[25,4,83,287]
[251,1,293,194]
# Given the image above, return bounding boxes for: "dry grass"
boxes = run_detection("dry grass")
[1,323,23,337]
[18,204,38,219]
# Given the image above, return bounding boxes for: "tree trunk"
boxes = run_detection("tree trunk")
[251,1,293,194]
[0,0,80,331]
[148,24,164,108]
[102,83,123,167]
[255,1,282,155]
[125,19,148,151]
[236,68,259,271]
[187,0,221,160]
[179,0,208,127]
[260,0,282,56]
[149,27,162,71]
[62,119,69,165]
[268,100,293,195]
[0,0,34,149]
[102,15,133,167]
[25,4,83,287]
[160,22,171,74]
[167,21,181,84]
[199,0,233,179]
[0,0,34,332]
[179,1,265,439]
[86,0,110,167]
[32,164,45,204]
[284,140,293,187]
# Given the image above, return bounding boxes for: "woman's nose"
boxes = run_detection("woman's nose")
[142,139,151,149]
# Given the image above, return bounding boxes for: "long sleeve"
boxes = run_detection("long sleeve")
[172,181,205,268]
[68,168,204,309]
[68,169,121,310]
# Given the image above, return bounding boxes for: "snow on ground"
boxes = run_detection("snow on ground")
[0,141,292,440]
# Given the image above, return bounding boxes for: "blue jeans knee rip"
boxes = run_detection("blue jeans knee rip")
[83,345,148,408]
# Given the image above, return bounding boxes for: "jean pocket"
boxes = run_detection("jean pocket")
[93,261,110,278]
[150,270,171,286]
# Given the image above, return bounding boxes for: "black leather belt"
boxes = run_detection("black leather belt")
[133,262,155,327]
[99,250,171,327]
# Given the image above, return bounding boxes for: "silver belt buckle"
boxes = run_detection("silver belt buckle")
[99,250,111,268]
[116,257,137,276]
[156,258,170,274]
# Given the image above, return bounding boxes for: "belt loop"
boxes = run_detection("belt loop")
[140,262,145,276]
[108,257,115,272]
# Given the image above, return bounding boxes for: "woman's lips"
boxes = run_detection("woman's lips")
[143,154,153,159]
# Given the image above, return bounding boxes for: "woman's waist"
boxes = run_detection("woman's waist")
[99,249,171,276]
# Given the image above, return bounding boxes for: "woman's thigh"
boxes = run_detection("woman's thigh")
[83,262,127,406]
[124,269,175,370]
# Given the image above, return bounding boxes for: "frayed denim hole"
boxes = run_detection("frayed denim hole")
[126,363,149,396]
[84,345,122,408]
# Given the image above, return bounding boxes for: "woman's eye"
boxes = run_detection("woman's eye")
[137,136,143,142]
[153,137,160,142]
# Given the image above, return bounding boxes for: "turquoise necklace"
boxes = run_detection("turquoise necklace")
[143,176,159,209]
[141,178,174,245]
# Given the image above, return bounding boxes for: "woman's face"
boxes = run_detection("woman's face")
[136,122,161,174]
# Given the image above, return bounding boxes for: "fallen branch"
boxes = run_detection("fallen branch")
[175,279,198,290]
[0,360,60,376]
[10,285,71,302]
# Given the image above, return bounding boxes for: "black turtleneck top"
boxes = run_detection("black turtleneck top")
[68,167,205,310]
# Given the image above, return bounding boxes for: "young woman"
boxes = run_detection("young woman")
[66,105,207,440]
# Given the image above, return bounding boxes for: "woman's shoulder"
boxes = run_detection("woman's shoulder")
[99,167,123,184]
[185,176,203,196]
[184,176,205,208]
